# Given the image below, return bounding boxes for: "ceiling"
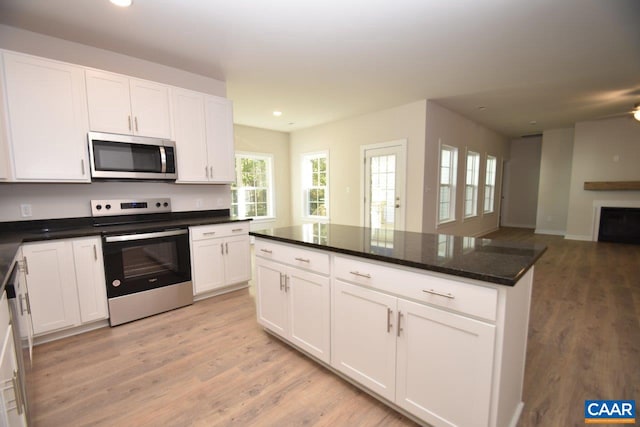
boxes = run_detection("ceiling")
[0,0,639,137]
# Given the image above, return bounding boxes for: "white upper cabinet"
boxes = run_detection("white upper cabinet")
[172,90,235,183]
[86,69,171,139]
[204,96,235,183]
[2,51,90,182]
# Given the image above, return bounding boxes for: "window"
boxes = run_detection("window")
[231,153,274,219]
[484,155,497,213]
[302,152,329,219]
[464,151,480,218]
[438,145,457,223]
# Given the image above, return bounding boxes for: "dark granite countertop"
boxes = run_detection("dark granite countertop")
[0,209,249,288]
[250,224,546,286]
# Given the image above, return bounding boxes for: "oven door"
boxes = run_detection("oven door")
[103,229,191,299]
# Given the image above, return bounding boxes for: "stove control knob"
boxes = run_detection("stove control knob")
[163,202,169,207]
[105,204,112,210]
[112,279,121,287]
[156,202,161,208]
[96,204,102,210]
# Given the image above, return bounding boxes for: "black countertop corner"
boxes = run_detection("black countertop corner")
[0,209,250,289]
[250,224,547,286]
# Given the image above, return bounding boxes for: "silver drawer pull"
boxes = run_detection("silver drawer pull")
[349,271,371,279]
[260,248,272,254]
[294,257,310,263]
[232,228,244,232]
[422,289,455,299]
[203,231,216,236]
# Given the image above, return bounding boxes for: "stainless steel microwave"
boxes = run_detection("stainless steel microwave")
[88,131,177,180]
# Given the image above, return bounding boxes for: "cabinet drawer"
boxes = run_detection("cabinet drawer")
[255,240,330,275]
[334,256,498,321]
[190,222,249,241]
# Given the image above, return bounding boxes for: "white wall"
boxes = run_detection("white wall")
[234,125,291,229]
[423,101,509,236]
[535,128,574,235]
[565,117,640,240]
[290,101,427,232]
[0,25,232,223]
[501,136,542,228]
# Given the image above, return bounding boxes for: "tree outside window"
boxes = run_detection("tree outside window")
[302,152,329,219]
[231,153,273,218]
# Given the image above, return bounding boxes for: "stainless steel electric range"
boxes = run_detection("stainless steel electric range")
[91,198,192,326]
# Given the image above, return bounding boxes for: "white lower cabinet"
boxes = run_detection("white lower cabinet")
[254,238,533,427]
[395,299,496,427]
[0,325,27,427]
[255,253,331,363]
[21,236,108,336]
[189,223,251,296]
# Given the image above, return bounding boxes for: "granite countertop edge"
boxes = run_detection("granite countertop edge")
[250,231,547,287]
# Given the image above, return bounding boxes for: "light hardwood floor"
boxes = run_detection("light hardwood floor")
[29,228,639,427]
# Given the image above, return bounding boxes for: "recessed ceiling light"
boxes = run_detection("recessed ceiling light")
[288,122,295,125]
[110,0,133,7]
[529,120,537,125]
[478,106,487,111]
[273,111,282,117]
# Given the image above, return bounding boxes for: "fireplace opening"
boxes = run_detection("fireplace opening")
[598,207,640,244]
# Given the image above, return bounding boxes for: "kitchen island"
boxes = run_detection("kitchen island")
[251,223,546,427]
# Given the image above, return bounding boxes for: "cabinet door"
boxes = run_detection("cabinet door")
[255,258,287,338]
[396,299,496,427]
[129,78,171,138]
[14,262,33,363]
[204,96,235,183]
[3,52,90,181]
[72,237,108,323]
[223,235,251,285]
[191,238,226,294]
[0,326,28,427]
[21,241,80,335]
[85,69,132,135]
[171,88,209,182]
[332,280,397,401]
[287,267,330,363]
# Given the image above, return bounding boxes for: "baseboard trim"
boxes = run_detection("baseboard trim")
[564,234,593,241]
[34,319,110,346]
[500,222,536,229]
[534,229,566,236]
[194,282,249,302]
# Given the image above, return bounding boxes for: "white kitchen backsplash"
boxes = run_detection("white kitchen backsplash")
[0,181,231,222]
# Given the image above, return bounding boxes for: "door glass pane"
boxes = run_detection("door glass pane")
[369,154,396,231]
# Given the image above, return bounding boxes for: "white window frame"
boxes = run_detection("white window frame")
[464,150,480,219]
[484,155,497,214]
[437,143,458,225]
[231,152,275,220]
[302,151,329,220]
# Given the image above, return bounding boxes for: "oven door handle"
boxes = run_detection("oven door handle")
[105,229,188,243]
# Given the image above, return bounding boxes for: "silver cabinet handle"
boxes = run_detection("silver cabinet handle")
[397,311,403,337]
[294,257,310,263]
[205,166,209,178]
[19,295,25,316]
[279,273,285,291]
[285,275,290,293]
[232,228,244,232]
[225,242,229,254]
[12,370,24,415]
[93,244,98,260]
[81,159,85,175]
[220,243,224,255]
[209,166,213,178]
[25,293,31,314]
[203,231,216,236]
[23,257,29,275]
[260,248,272,254]
[422,289,455,299]
[349,271,371,279]
[387,308,393,333]
[134,116,139,132]
[128,115,132,131]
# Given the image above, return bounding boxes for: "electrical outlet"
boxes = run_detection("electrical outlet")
[20,204,32,218]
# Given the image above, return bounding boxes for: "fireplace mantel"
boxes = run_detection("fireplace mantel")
[584,181,640,191]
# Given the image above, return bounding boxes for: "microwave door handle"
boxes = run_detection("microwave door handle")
[160,146,167,173]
